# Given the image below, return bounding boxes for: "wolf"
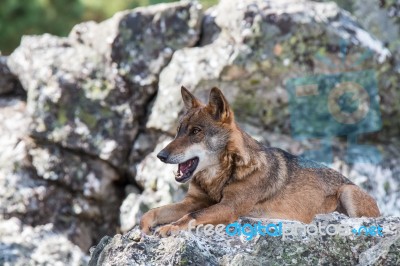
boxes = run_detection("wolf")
[140,86,380,237]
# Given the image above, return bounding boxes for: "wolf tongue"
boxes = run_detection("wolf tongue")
[179,159,192,174]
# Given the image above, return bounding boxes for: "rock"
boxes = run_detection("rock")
[0,217,88,266]
[146,35,235,135]
[0,155,120,252]
[1,0,204,259]
[0,97,121,251]
[319,0,400,140]
[29,144,120,199]
[90,213,400,265]
[0,98,30,171]
[119,192,142,233]
[127,130,161,182]
[198,6,221,47]
[347,0,400,141]
[147,0,391,139]
[7,1,203,167]
[88,236,112,266]
[0,56,21,95]
[353,0,400,44]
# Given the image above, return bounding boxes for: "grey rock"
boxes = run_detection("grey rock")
[314,0,400,139]
[0,97,30,172]
[354,0,400,140]
[29,144,120,198]
[7,1,203,167]
[0,158,118,252]
[0,217,88,266]
[353,0,399,44]
[119,192,143,233]
[90,213,400,265]
[0,97,122,251]
[127,130,161,182]
[146,35,235,134]
[147,0,391,137]
[198,6,221,47]
[88,236,112,266]
[0,56,20,95]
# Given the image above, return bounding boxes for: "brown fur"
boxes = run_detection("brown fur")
[140,86,380,237]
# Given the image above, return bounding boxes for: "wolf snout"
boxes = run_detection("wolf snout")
[157,150,170,163]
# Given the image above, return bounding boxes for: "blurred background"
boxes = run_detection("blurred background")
[0,0,399,265]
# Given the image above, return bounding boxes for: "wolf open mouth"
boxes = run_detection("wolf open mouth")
[175,157,199,183]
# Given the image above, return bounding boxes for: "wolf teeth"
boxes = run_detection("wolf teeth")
[174,170,183,178]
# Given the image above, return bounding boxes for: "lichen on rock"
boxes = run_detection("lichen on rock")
[89,214,400,266]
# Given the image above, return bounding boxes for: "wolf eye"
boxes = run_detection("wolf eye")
[191,127,201,134]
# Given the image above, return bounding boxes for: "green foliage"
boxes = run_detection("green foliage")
[0,0,218,55]
[0,0,84,54]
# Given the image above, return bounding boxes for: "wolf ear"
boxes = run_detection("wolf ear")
[207,87,233,123]
[181,86,200,110]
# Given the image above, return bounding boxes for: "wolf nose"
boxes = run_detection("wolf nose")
[157,150,169,162]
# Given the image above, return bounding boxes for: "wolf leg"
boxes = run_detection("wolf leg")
[155,191,261,238]
[140,197,210,235]
[155,202,239,237]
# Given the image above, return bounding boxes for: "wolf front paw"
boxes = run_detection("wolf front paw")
[140,211,156,235]
[155,224,180,237]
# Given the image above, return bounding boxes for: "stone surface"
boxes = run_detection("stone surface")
[1,0,204,255]
[355,0,400,140]
[0,56,20,95]
[29,144,120,198]
[0,147,121,252]
[7,1,203,167]
[0,97,123,252]
[147,0,391,138]
[90,213,400,265]
[0,217,88,266]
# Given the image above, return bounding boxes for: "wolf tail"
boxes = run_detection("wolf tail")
[337,184,380,218]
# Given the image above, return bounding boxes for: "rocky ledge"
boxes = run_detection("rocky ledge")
[88,213,400,265]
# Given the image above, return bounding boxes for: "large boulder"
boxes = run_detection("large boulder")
[0,218,88,266]
[2,0,204,253]
[147,0,391,139]
[355,0,400,140]
[7,1,203,167]
[89,214,400,265]
[0,98,122,251]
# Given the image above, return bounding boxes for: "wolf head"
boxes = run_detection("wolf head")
[157,86,234,183]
